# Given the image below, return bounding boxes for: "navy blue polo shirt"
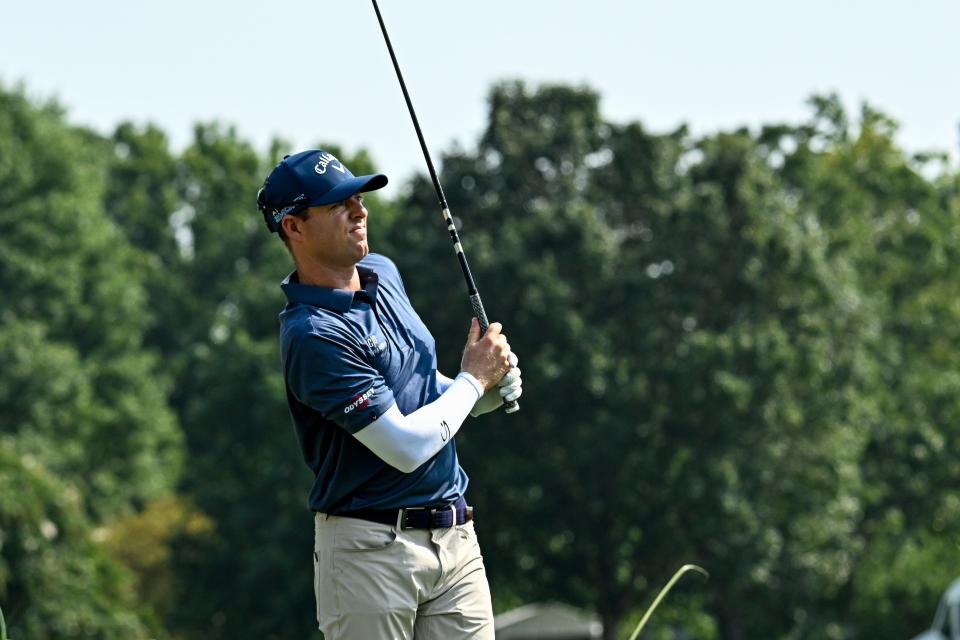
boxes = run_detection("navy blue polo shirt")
[279,253,469,513]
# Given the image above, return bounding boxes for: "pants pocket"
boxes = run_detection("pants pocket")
[333,518,398,552]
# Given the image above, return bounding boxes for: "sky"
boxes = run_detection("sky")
[2,0,958,196]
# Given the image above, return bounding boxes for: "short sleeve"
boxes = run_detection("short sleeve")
[285,331,396,434]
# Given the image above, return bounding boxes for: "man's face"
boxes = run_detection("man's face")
[296,194,370,266]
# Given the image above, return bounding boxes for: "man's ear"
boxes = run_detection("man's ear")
[281,214,305,242]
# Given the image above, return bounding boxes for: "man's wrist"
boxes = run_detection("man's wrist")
[455,371,485,400]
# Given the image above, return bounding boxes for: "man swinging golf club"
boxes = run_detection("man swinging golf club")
[257,149,522,639]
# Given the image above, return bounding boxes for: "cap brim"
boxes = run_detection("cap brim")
[309,174,389,206]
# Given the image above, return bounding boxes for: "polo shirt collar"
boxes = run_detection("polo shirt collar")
[281,267,380,313]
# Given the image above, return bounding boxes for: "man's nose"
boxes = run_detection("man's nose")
[347,195,367,218]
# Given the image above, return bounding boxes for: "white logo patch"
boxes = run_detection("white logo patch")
[344,387,376,414]
[315,152,346,175]
[365,336,387,352]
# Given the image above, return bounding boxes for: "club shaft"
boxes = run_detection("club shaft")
[371,4,445,210]
[372,0,490,316]
[371,0,518,413]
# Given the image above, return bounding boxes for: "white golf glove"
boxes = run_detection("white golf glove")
[470,353,523,417]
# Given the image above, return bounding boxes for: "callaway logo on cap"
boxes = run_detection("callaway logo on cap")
[314,152,345,175]
[256,149,388,233]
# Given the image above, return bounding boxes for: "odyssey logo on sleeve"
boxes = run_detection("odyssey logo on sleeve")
[344,386,376,414]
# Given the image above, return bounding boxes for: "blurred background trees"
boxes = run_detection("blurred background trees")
[1,79,958,639]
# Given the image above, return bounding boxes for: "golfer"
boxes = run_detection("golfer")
[256,149,522,639]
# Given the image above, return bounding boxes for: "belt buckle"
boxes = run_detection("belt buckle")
[399,506,426,530]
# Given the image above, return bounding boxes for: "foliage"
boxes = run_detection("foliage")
[2,79,960,640]
[384,82,960,639]
[100,495,214,622]
[0,441,152,639]
[0,85,183,519]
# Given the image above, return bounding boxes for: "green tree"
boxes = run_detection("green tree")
[0,83,186,636]
[0,440,152,639]
[8,76,959,640]
[0,85,183,519]
[765,94,960,637]
[386,82,887,639]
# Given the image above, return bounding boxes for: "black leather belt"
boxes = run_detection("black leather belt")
[337,496,472,530]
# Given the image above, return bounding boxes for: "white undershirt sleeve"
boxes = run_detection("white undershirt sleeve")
[352,372,484,473]
[440,370,505,418]
[436,371,455,392]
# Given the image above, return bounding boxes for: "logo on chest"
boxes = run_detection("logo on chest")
[365,335,387,352]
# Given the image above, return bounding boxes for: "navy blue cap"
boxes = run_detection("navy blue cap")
[256,149,388,233]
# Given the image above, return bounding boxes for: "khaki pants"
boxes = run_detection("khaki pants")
[314,512,495,639]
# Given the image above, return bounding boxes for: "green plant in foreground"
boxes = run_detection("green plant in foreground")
[627,564,709,640]
[1,604,7,640]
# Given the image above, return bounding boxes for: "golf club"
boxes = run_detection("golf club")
[371,0,519,414]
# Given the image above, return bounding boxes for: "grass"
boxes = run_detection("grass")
[626,564,709,640]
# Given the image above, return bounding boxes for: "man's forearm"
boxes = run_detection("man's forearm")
[437,371,455,392]
[353,372,483,473]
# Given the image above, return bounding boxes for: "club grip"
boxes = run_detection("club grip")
[470,294,519,414]
[470,293,490,333]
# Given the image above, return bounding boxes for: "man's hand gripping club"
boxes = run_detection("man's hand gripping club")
[353,318,521,472]
[462,318,523,417]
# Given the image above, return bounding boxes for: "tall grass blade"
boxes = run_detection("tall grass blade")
[626,563,709,640]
